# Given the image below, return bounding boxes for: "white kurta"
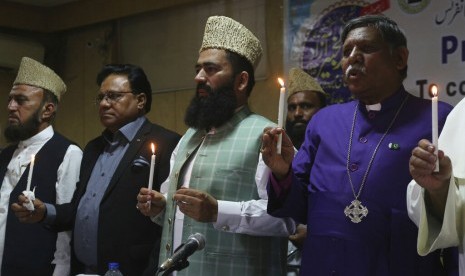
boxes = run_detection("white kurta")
[407,97,465,275]
[0,126,82,276]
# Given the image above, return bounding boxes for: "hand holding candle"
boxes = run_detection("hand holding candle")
[431,85,439,172]
[23,154,35,211]
[277,78,286,154]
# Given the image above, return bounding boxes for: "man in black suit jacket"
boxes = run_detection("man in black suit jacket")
[12,64,180,276]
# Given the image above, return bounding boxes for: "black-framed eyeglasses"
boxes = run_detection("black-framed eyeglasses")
[95,91,133,105]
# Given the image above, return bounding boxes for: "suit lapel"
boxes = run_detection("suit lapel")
[102,119,151,199]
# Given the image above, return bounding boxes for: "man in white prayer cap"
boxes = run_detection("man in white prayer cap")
[1,57,82,276]
[137,16,295,276]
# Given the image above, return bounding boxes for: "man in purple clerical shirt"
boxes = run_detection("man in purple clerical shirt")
[261,15,458,276]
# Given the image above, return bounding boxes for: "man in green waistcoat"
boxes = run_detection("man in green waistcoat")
[137,16,295,276]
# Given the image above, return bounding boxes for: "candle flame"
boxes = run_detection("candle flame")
[151,143,155,154]
[277,78,284,87]
[431,85,438,97]
[31,154,35,162]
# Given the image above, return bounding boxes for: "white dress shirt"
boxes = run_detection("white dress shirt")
[0,126,82,276]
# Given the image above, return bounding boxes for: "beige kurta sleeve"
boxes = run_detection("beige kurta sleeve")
[407,175,464,255]
[406,85,465,271]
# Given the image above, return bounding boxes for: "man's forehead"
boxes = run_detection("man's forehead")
[344,26,381,43]
[100,74,130,90]
[10,84,42,95]
[197,49,228,63]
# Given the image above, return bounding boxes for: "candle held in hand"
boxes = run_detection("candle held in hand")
[277,78,286,154]
[148,143,156,191]
[23,154,36,211]
[26,154,35,192]
[431,85,439,172]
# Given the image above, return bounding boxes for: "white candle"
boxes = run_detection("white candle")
[431,85,439,172]
[277,78,286,154]
[26,154,35,192]
[148,143,156,190]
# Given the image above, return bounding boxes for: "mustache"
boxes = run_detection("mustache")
[287,119,308,128]
[196,83,212,95]
[8,113,19,121]
[345,64,366,78]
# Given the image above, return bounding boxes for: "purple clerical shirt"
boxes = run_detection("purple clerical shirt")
[268,87,457,276]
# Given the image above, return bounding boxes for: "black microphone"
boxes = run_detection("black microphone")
[159,233,206,272]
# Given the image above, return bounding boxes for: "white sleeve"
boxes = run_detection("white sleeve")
[406,179,425,227]
[52,145,83,275]
[212,153,296,236]
[407,173,463,256]
[160,140,179,195]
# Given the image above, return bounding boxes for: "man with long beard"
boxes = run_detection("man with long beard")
[0,57,82,276]
[137,16,295,276]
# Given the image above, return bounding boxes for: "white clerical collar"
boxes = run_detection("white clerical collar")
[365,103,381,112]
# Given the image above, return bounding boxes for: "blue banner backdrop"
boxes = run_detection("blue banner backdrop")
[284,0,465,106]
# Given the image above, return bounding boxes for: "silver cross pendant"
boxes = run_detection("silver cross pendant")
[344,199,368,223]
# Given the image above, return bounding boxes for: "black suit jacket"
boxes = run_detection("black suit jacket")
[51,118,180,276]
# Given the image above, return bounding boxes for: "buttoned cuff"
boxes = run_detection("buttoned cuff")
[43,203,56,224]
[150,208,165,226]
[213,200,242,232]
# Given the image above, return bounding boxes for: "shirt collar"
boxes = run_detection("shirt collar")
[103,116,146,143]
[18,125,54,149]
[365,103,381,112]
[359,86,407,113]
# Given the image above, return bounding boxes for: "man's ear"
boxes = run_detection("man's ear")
[236,71,249,94]
[395,47,409,71]
[137,93,147,111]
[41,102,56,121]
[234,71,250,106]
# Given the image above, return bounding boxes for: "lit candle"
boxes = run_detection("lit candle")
[26,154,35,192]
[277,78,286,154]
[431,85,439,172]
[148,143,156,191]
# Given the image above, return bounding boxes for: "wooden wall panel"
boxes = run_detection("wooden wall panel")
[54,24,115,147]
[0,71,16,147]
[0,0,284,148]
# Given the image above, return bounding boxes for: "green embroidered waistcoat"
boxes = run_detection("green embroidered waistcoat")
[159,106,287,276]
